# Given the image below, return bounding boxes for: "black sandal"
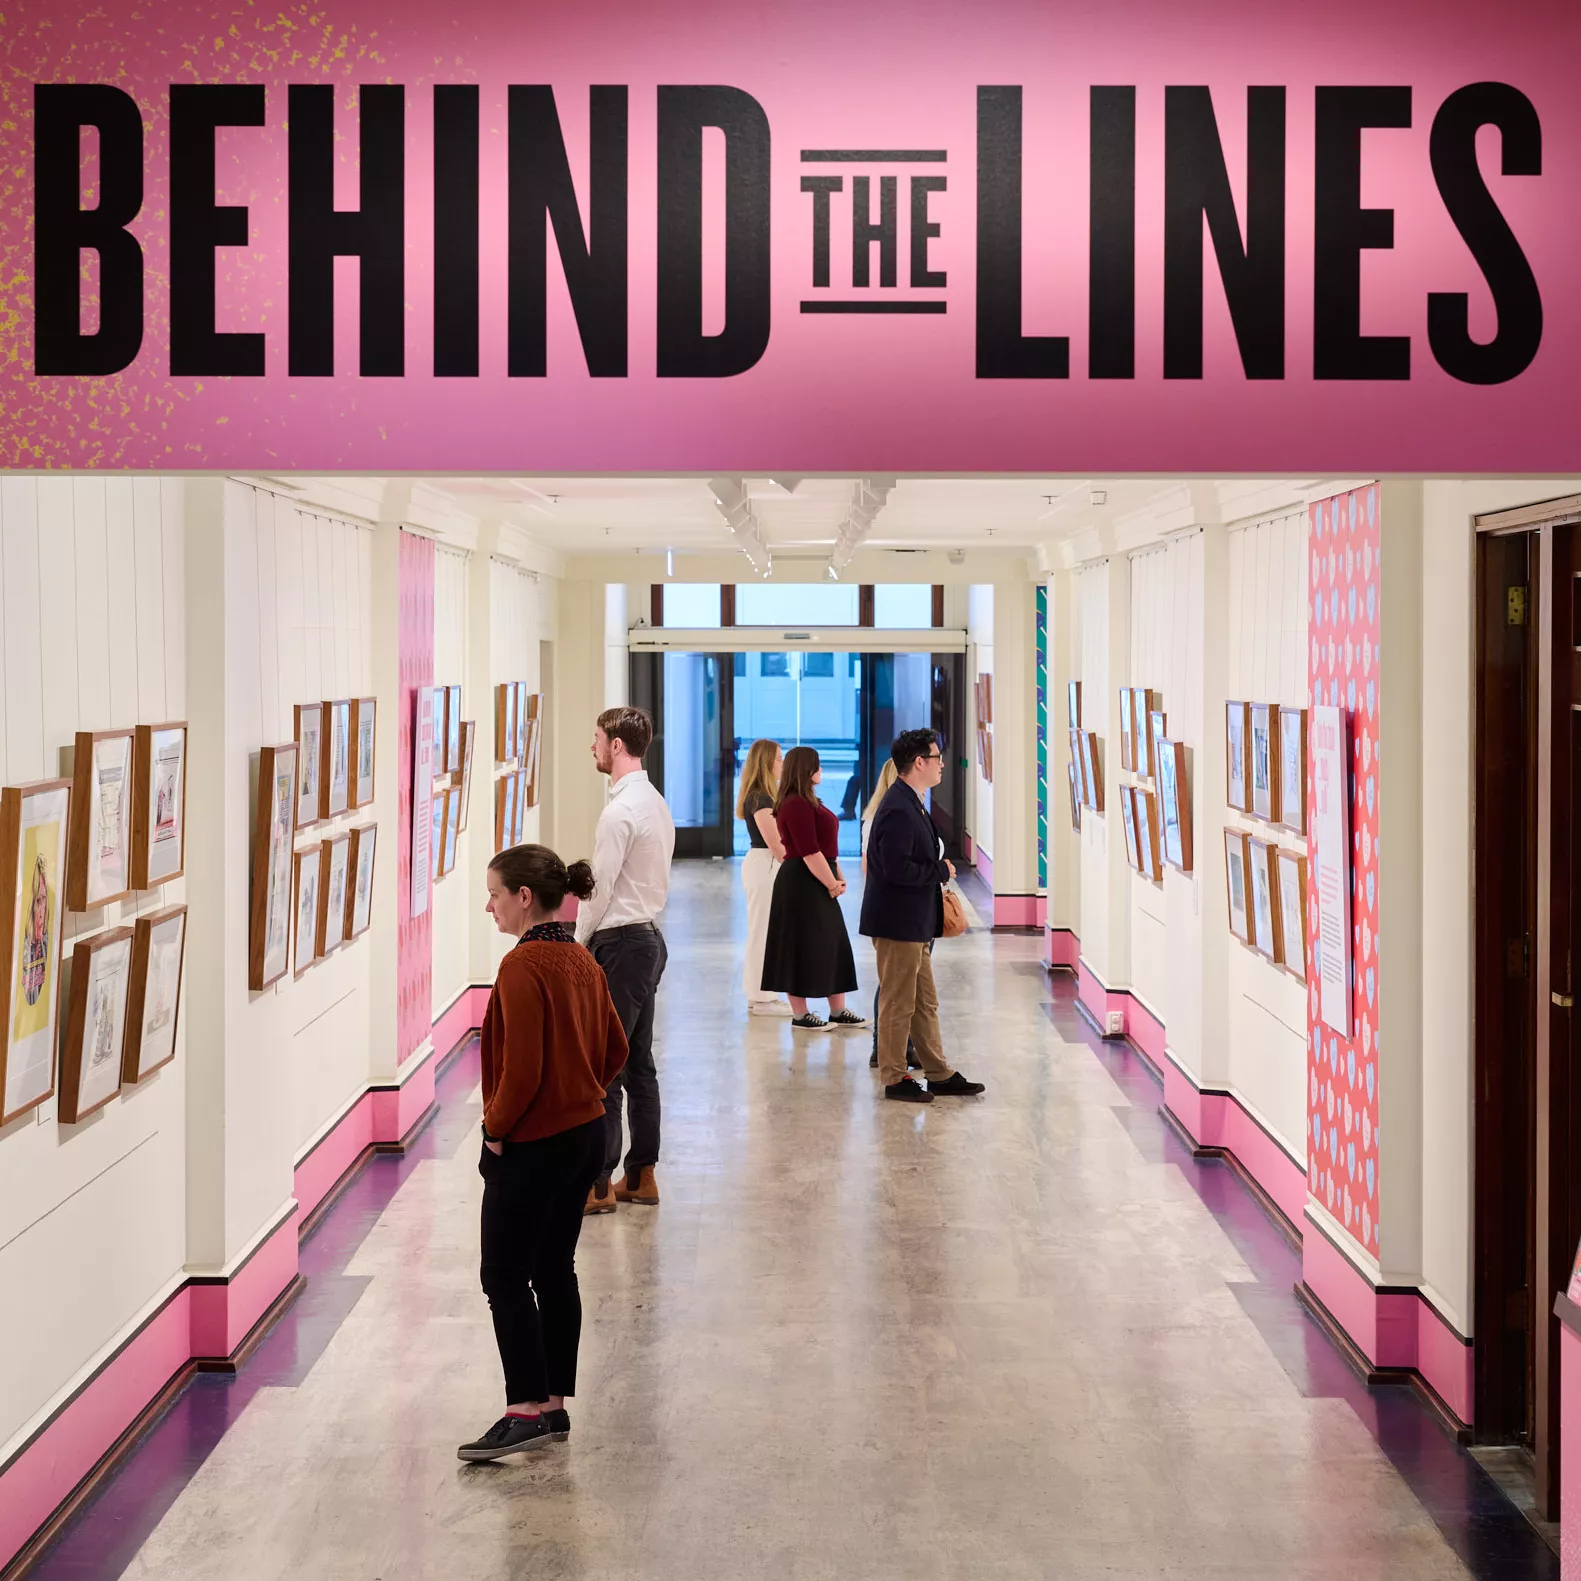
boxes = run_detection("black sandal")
[791,1013,827,1029]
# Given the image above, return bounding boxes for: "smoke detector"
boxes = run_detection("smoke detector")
[1089,489,1108,507]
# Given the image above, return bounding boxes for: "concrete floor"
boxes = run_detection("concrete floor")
[34,863,1557,1579]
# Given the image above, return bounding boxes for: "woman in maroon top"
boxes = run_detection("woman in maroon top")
[760,746,864,1029]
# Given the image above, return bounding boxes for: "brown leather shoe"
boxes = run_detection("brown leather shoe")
[583,1179,616,1215]
[613,1167,659,1205]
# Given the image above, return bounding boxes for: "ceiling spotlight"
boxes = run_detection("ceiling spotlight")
[1089,488,1107,506]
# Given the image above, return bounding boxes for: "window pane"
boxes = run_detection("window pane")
[733,651,746,676]
[802,652,834,678]
[662,583,722,627]
[874,583,934,627]
[735,582,860,625]
[761,653,790,677]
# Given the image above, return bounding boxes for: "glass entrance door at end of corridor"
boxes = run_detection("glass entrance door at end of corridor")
[630,650,737,857]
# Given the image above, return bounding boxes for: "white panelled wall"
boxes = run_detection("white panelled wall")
[431,546,471,1022]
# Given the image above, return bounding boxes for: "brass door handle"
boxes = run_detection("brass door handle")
[1555,992,1575,1009]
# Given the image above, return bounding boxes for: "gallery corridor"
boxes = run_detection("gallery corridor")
[23,865,1554,1581]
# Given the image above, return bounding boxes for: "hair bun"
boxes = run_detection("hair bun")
[566,860,596,901]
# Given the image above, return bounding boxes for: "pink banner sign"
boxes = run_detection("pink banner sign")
[1,0,1578,471]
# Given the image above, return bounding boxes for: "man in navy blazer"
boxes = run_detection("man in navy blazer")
[860,729,987,1103]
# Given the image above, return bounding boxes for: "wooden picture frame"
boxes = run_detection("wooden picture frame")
[131,721,187,888]
[515,685,530,766]
[1067,680,1081,729]
[1079,731,1104,812]
[1066,761,1081,832]
[0,778,72,1124]
[349,697,377,810]
[318,834,351,955]
[525,697,545,807]
[68,728,135,910]
[1148,709,1168,787]
[431,787,450,881]
[445,685,463,773]
[1223,827,1252,944]
[1136,788,1164,883]
[1118,688,1136,774]
[294,703,323,829]
[122,904,187,1085]
[1248,836,1281,961]
[513,770,530,844]
[58,926,135,1123]
[443,781,463,876]
[495,774,515,850]
[1225,701,1250,813]
[346,824,378,940]
[293,845,322,978]
[496,683,516,764]
[1120,785,1140,868]
[457,721,477,831]
[1249,703,1279,822]
[1276,849,1308,981]
[979,673,993,724]
[1068,729,1087,810]
[249,744,299,991]
[1158,739,1193,872]
[322,698,352,819]
[1277,706,1308,834]
[1132,689,1159,779]
[432,684,448,775]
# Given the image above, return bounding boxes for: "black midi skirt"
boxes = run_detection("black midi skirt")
[760,857,858,999]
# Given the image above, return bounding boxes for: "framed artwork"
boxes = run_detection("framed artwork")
[496,683,516,764]
[410,687,435,923]
[1148,709,1168,785]
[1068,729,1087,809]
[432,684,448,773]
[318,835,351,955]
[515,684,530,767]
[445,685,463,773]
[525,698,545,807]
[514,770,530,844]
[1225,702,1250,813]
[1118,689,1135,773]
[1223,827,1251,944]
[1248,837,1281,961]
[1277,706,1308,834]
[1120,784,1140,868]
[1277,849,1308,982]
[346,824,378,940]
[496,774,516,850]
[1132,690,1159,778]
[322,698,352,819]
[349,697,377,809]
[1249,703,1279,822]
[443,781,463,876]
[457,722,477,830]
[1066,761,1081,832]
[294,703,323,828]
[1067,680,1081,729]
[249,743,299,990]
[131,721,187,888]
[1079,731,1104,812]
[122,904,187,1085]
[1137,789,1164,883]
[979,674,993,724]
[68,729,135,910]
[59,926,134,1123]
[1158,739,1193,871]
[431,788,449,881]
[0,778,71,1124]
[294,845,322,978]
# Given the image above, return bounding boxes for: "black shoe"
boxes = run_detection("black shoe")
[544,1408,570,1441]
[884,1078,934,1103]
[928,1071,986,1097]
[458,1413,554,1461]
[791,1013,827,1029]
[827,1009,867,1026]
[869,1049,878,1068]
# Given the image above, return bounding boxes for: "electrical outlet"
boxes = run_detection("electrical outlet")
[1105,1010,1125,1037]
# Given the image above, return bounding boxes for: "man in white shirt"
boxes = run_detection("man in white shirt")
[577,706,676,1213]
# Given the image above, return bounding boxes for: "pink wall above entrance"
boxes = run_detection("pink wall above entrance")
[2,0,1579,471]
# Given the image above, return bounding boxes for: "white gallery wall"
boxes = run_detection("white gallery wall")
[0,475,189,1462]
[431,545,471,1021]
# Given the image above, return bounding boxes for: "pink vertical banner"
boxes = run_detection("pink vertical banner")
[397,531,435,1065]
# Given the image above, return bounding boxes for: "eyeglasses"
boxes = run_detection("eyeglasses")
[922,752,943,762]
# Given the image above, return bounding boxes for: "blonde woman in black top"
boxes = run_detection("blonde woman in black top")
[737,738,788,1016]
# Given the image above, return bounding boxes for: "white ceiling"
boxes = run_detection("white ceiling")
[421,475,1178,559]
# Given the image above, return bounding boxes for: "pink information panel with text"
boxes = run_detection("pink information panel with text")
[1,0,1578,471]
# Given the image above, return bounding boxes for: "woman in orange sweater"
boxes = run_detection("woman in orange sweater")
[458,845,629,1463]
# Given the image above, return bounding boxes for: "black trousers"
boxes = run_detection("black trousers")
[590,924,668,1180]
[478,1116,605,1405]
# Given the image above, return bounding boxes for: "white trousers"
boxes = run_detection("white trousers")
[742,848,780,1001]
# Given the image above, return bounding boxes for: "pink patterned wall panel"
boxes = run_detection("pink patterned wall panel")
[1307,485,1381,1260]
[398,531,435,1065]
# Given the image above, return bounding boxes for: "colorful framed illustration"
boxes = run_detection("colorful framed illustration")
[131,721,187,888]
[1132,689,1159,779]
[1277,706,1308,834]
[346,824,378,940]
[1158,739,1193,871]
[444,685,462,772]
[496,683,516,764]
[431,788,450,882]
[525,696,545,807]
[294,845,322,977]
[68,728,135,910]
[1078,731,1103,812]
[432,684,448,773]
[1066,761,1081,832]
[443,782,463,876]
[1225,702,1250,813]
[1223,827,1252,944]
[58,926,134,1124]
[1068,730,1086,809]
[1276,850,1308,981]
[496,774,517,850]
[1118,689,1135,773]
[0,778,71,1124]
[249,743,299,991]
[1120,785,1140,868]
[1249,703,1279,822]
[294,703,323,828]
[457,722,477,831]
[1248,836,1281,961]
[515,684,530,765]
[122,904,187,1085]
[1136,789,1164,883]
[318,835,351,955]
[322,698,352,819]
[1067,680,1081,729]
[349,697,377,810]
